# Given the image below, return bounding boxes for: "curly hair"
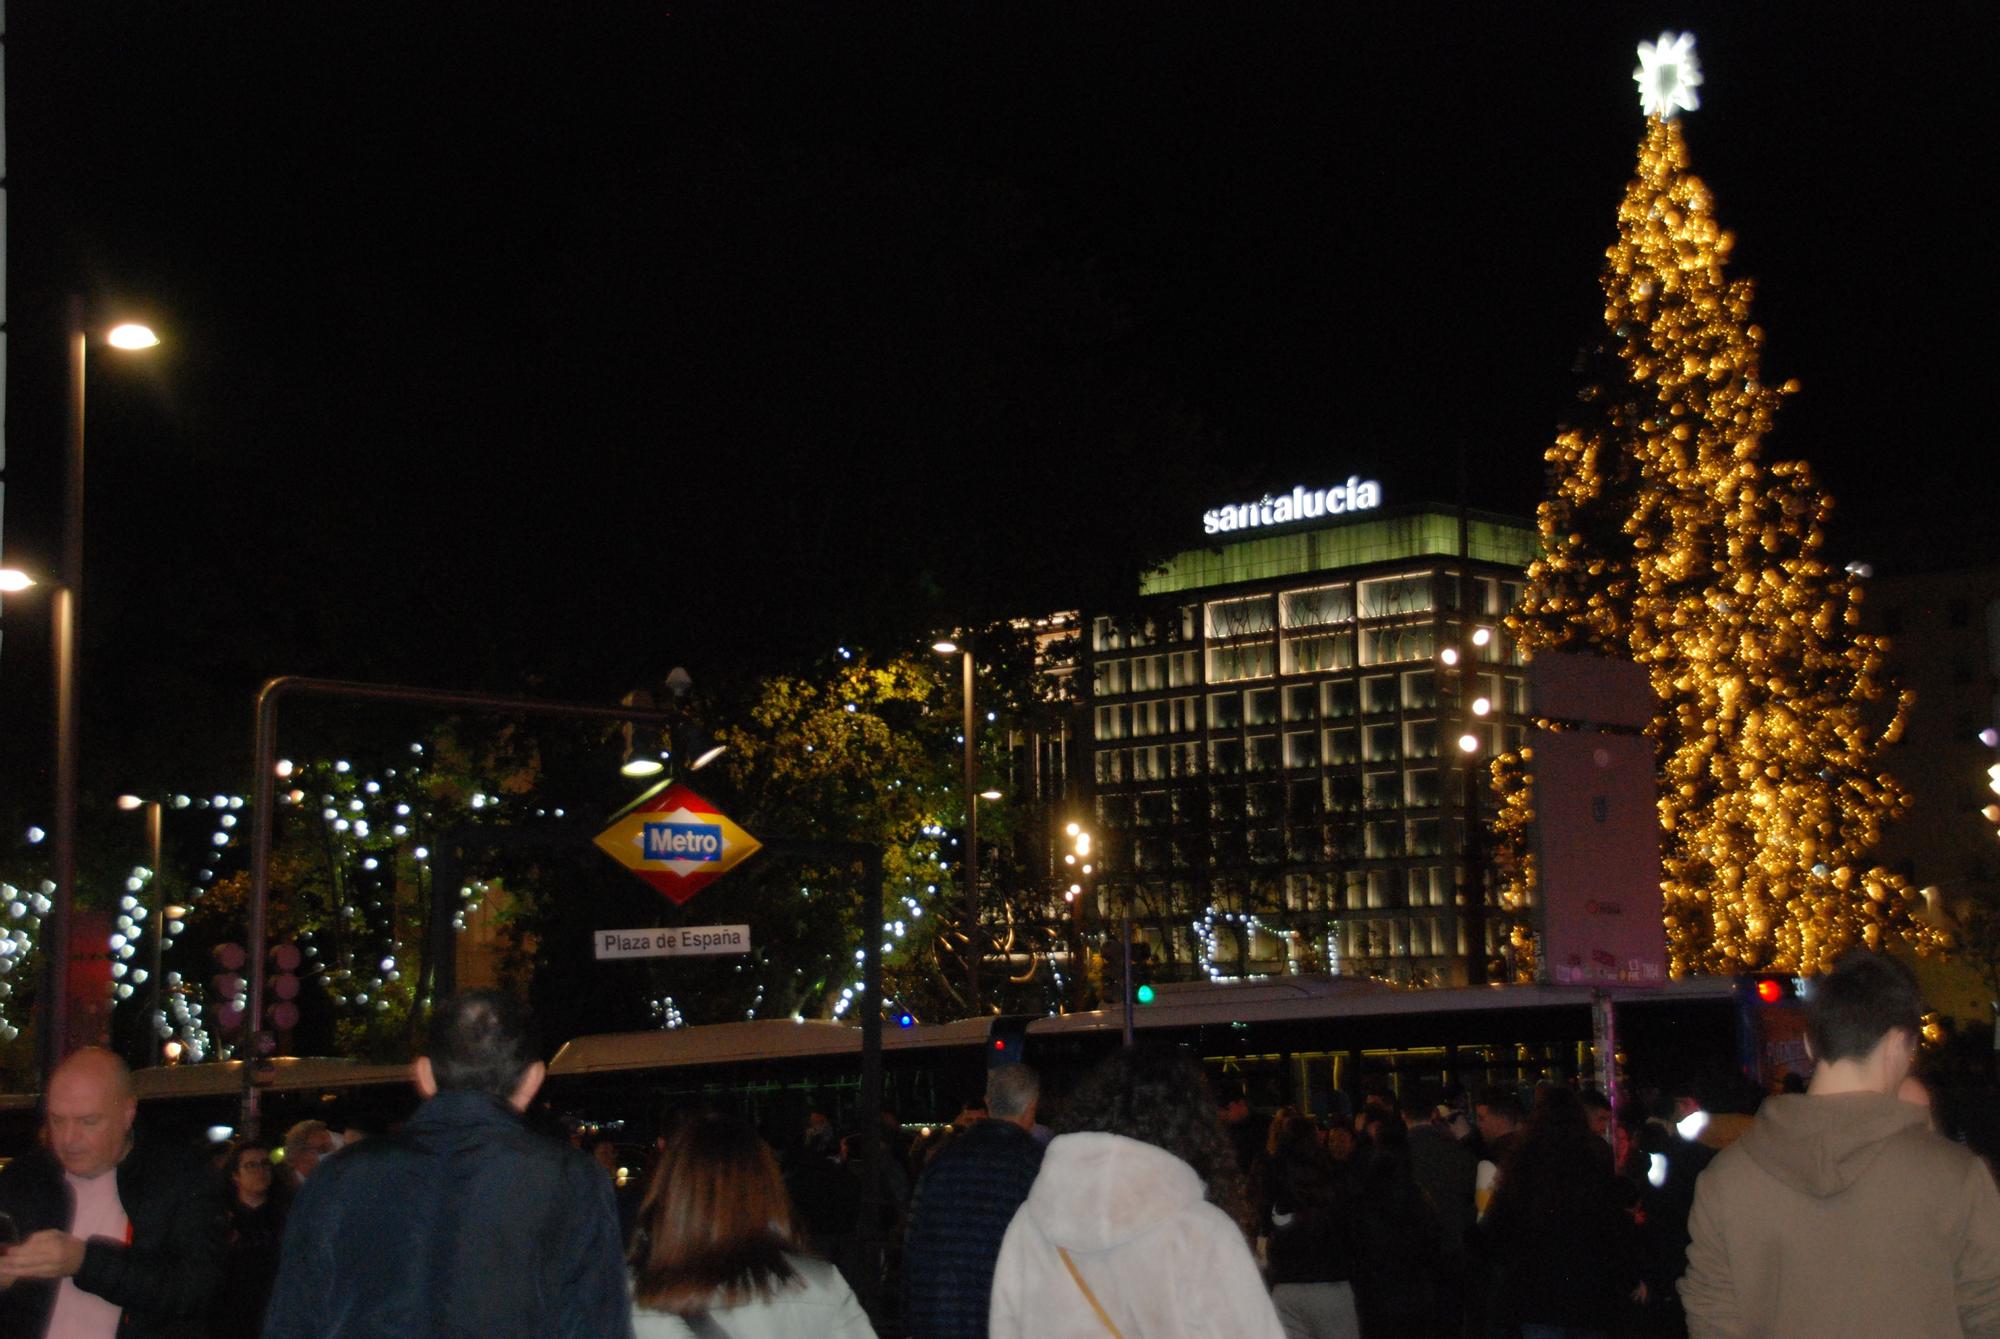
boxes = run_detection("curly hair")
[1056,1043,1254,1238]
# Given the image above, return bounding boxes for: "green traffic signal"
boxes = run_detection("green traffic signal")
[1135,983,1156,1005]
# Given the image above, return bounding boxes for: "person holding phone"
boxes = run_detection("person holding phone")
[0,1047,226,1339]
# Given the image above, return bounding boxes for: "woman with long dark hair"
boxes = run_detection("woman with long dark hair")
[989,1043,1283,1339]
[1480,1085,1640,1339]
[630,1115,876,1339]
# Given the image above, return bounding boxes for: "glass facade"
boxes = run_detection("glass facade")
[1084,507,1535,987]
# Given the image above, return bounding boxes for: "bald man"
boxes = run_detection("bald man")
[0,1048,226,1339]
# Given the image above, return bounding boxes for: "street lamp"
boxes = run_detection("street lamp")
[934,636,983,1014]
[115,795,183,1065]
[39,301,161,1088]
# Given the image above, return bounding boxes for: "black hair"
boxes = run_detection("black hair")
[1806,951,1922,1064]
[1064,1043,1252,1237]
[425,991,538,1099]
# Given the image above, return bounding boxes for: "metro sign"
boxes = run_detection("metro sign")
[594,782,762,906]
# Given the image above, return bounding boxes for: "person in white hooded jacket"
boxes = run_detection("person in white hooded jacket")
[989,1045,1285,1339]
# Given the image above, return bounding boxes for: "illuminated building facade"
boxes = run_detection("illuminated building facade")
[1078,501,1538,988]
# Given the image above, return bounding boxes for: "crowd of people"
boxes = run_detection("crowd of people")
[2,952,1998,1338]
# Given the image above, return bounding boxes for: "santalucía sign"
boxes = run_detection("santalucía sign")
[1203,477,1382,535]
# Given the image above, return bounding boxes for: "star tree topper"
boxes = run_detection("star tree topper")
[1634,30,1702,120]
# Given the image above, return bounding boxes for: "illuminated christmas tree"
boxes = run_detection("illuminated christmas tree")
[1507,33,1931,975]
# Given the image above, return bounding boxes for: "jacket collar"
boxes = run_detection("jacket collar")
[406,1087,526,1133]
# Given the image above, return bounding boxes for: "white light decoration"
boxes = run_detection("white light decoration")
[1634,30,1702,120]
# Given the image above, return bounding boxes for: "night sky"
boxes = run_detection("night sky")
[0,1,1991,810]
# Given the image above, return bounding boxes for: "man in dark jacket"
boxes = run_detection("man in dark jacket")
[903,1063,1046,1339]
[261,991,631,1339]
[0,1046,227,1339]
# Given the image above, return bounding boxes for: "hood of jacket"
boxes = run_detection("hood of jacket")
[1736,1091,1927,1198]
[1020,1131,1206,1252]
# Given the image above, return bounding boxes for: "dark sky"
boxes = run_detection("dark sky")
[1,1,1992,807]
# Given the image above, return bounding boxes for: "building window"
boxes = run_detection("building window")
[1326,774,1362,813]
[1206,594,1278,639]
[1170,742,1202,778]
[1131,748,1165,782]
[1092,617,1125,651]
[1210,738,1245,775]
[1362,675,1398,714]
[1358,573,1434,618]
[1364,722,1401,762]
[1404,720,1438,760]
[1128,655,1164,692]
[1323,680,1359,719]
[1402,670,1437,710]
[1169,697,1202,733]
[1407,817,1441,856]
[1246,735,1281,772]
[1210,786,1244,822]
[1366,820,1404,857]
[1284,730,1320,769]
[1283,630,1356,674]
[1405,767,1440,808]
[1208,692,1244,729]
[1324,727,1359,767]
[1207,642,1275,682]
[1407,867,1446,908]
[1092,659,1127,696]
[1283,684,1318,721]
[1094,705,1130,741]
[1167,650,1199,687]
[1280,584,1356,628]
[1361,622,1436,666]
[1367,871,1396,909]
[1364,771,1400,811]
[1246,688,1280,726]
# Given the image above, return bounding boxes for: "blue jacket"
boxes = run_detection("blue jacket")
[261,1089,631,1339]
[903,1120,1043,1339]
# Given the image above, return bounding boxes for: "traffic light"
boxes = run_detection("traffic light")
[1740,974,1799,1006]
[1130,941,1155,1006]
[987,1014,1034,1068]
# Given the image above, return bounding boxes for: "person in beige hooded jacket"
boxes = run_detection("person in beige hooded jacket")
[1680,951,2000,1338]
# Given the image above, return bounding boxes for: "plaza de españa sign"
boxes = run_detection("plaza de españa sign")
[594,782,762,906]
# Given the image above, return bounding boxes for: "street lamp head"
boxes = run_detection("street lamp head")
[0,569,37,593]
[1458,733,1481,754]
[689,743,727,772]
[620,757,665,779]
[116,794,146,811]
[932,640,960,655]
[105,323,161,350]
[978,789,1004,801]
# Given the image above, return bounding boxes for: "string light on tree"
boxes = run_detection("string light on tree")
[1500,32,1931,975]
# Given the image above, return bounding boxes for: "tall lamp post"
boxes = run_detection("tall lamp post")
[37,303,160,1087]
[933,637,983,1014]
[115,794,185,1065]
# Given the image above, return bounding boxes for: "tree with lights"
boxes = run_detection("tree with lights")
[1505,32,1931,975]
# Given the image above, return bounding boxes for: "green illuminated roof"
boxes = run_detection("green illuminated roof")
[1141,509,1539,596]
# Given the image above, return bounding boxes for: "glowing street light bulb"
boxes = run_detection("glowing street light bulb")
[978,789,1004,801]
[1065,822,1081,837]
[105,323,161,350]
[1458,734,1481,754]
[0,569,35,593]
[1472,627,1492,647]
[116,794,145,811]
[620,757,665,778]
[1472,697,1492,716]
[1440,647,1459,666]
[933,640,959,655]
[1075,832,1092,856]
